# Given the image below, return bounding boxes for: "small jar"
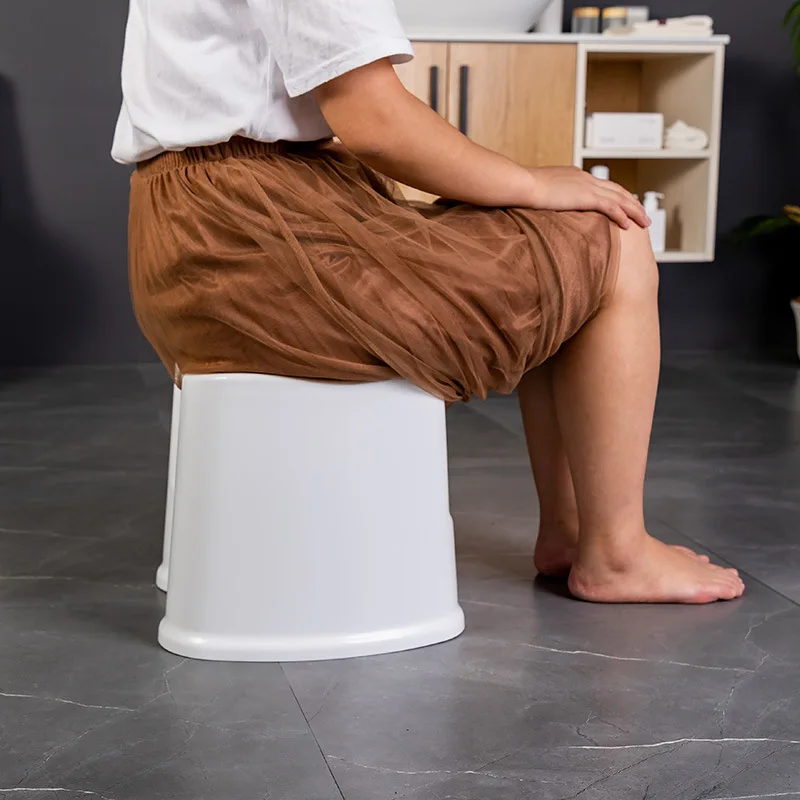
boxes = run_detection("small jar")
[572,7,600,34]
[601,7,628,31]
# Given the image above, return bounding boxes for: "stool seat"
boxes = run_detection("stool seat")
[159,374,465,662]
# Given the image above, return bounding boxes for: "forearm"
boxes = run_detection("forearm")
[314,58,648,228]
[315,60,537,207]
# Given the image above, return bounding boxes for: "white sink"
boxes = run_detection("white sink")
[395,0,553,35]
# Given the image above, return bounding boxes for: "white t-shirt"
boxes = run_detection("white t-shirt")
[111,0,414,164]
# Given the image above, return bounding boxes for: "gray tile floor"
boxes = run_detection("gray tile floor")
[1,355,800,799]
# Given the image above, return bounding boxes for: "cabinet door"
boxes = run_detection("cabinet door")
[447,44,577,167]
[394,43,448,203]
[394,42,448,118]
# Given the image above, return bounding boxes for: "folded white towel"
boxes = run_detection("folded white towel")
[606,15,714,38]
[664,120,710,151]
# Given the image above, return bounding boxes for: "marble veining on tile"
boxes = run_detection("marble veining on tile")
[0,357,798,799]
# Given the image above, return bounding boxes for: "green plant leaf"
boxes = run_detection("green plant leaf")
[731,214,795,243]
[784,0,800,24]
[786,0,800,66]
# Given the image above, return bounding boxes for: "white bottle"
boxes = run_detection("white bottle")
[590,165,610,180]
[643,191,666,254]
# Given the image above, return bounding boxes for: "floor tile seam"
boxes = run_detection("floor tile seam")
[279,665,347,800]
[652,515,800,610]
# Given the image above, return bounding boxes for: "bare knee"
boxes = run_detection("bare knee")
[609,225,659,306]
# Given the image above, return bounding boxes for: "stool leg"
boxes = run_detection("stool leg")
[156,383,181,592]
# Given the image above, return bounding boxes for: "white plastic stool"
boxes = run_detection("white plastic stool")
[159,374,465,662]
[156,383,181,592]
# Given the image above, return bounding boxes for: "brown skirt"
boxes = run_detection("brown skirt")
[129,138,619,403]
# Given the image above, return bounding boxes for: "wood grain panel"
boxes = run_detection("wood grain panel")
[446,43,578,167]
[394,42,449,117]
[395,42,449,203]
[586,61,642,114]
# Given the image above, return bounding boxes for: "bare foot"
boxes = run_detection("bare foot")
[535,527,710,579]
[568,534,745,604]
[673,545,711,563]
[534,524,578,578]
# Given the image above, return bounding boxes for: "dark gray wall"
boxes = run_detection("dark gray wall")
[0,1,798,366]
[0,1,144,366]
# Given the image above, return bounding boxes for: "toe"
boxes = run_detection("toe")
[723,577,745,599]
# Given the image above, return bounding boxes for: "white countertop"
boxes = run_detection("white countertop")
[406,32,730,45]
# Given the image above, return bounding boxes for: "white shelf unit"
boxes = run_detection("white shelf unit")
[582,148,711,160]
[573,42,726,263]
[656,250,709,263]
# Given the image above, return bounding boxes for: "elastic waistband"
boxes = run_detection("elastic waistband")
[136,137,331,177]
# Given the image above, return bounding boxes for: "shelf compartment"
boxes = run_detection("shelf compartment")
[582,148,711,160]
[656,250,710,263]
[583,50,720,139]
[576,45,724,263]
[582,157,714,260]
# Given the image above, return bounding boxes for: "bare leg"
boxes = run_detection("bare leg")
[519,364,709,578]
[519,363,578,577]
[549,226,743,603]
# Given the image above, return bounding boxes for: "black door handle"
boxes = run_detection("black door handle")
[429,65,439,113]
[458,65,469,136]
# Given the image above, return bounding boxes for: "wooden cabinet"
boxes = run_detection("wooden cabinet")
[395,42,449,118]
[393,36,728,263]
[396,42,577,168]
[446,44,577,167]
[394,41,577,203]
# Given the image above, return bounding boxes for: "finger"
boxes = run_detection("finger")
[625,199,651,228]
[591,175,628,197]
[599,198,631,229]
[600,180,647,216]
[601,188,650,228]
[590,175,638,205]
[598,178,643,215]
[607,180,641,207]
[600,184,645,212]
